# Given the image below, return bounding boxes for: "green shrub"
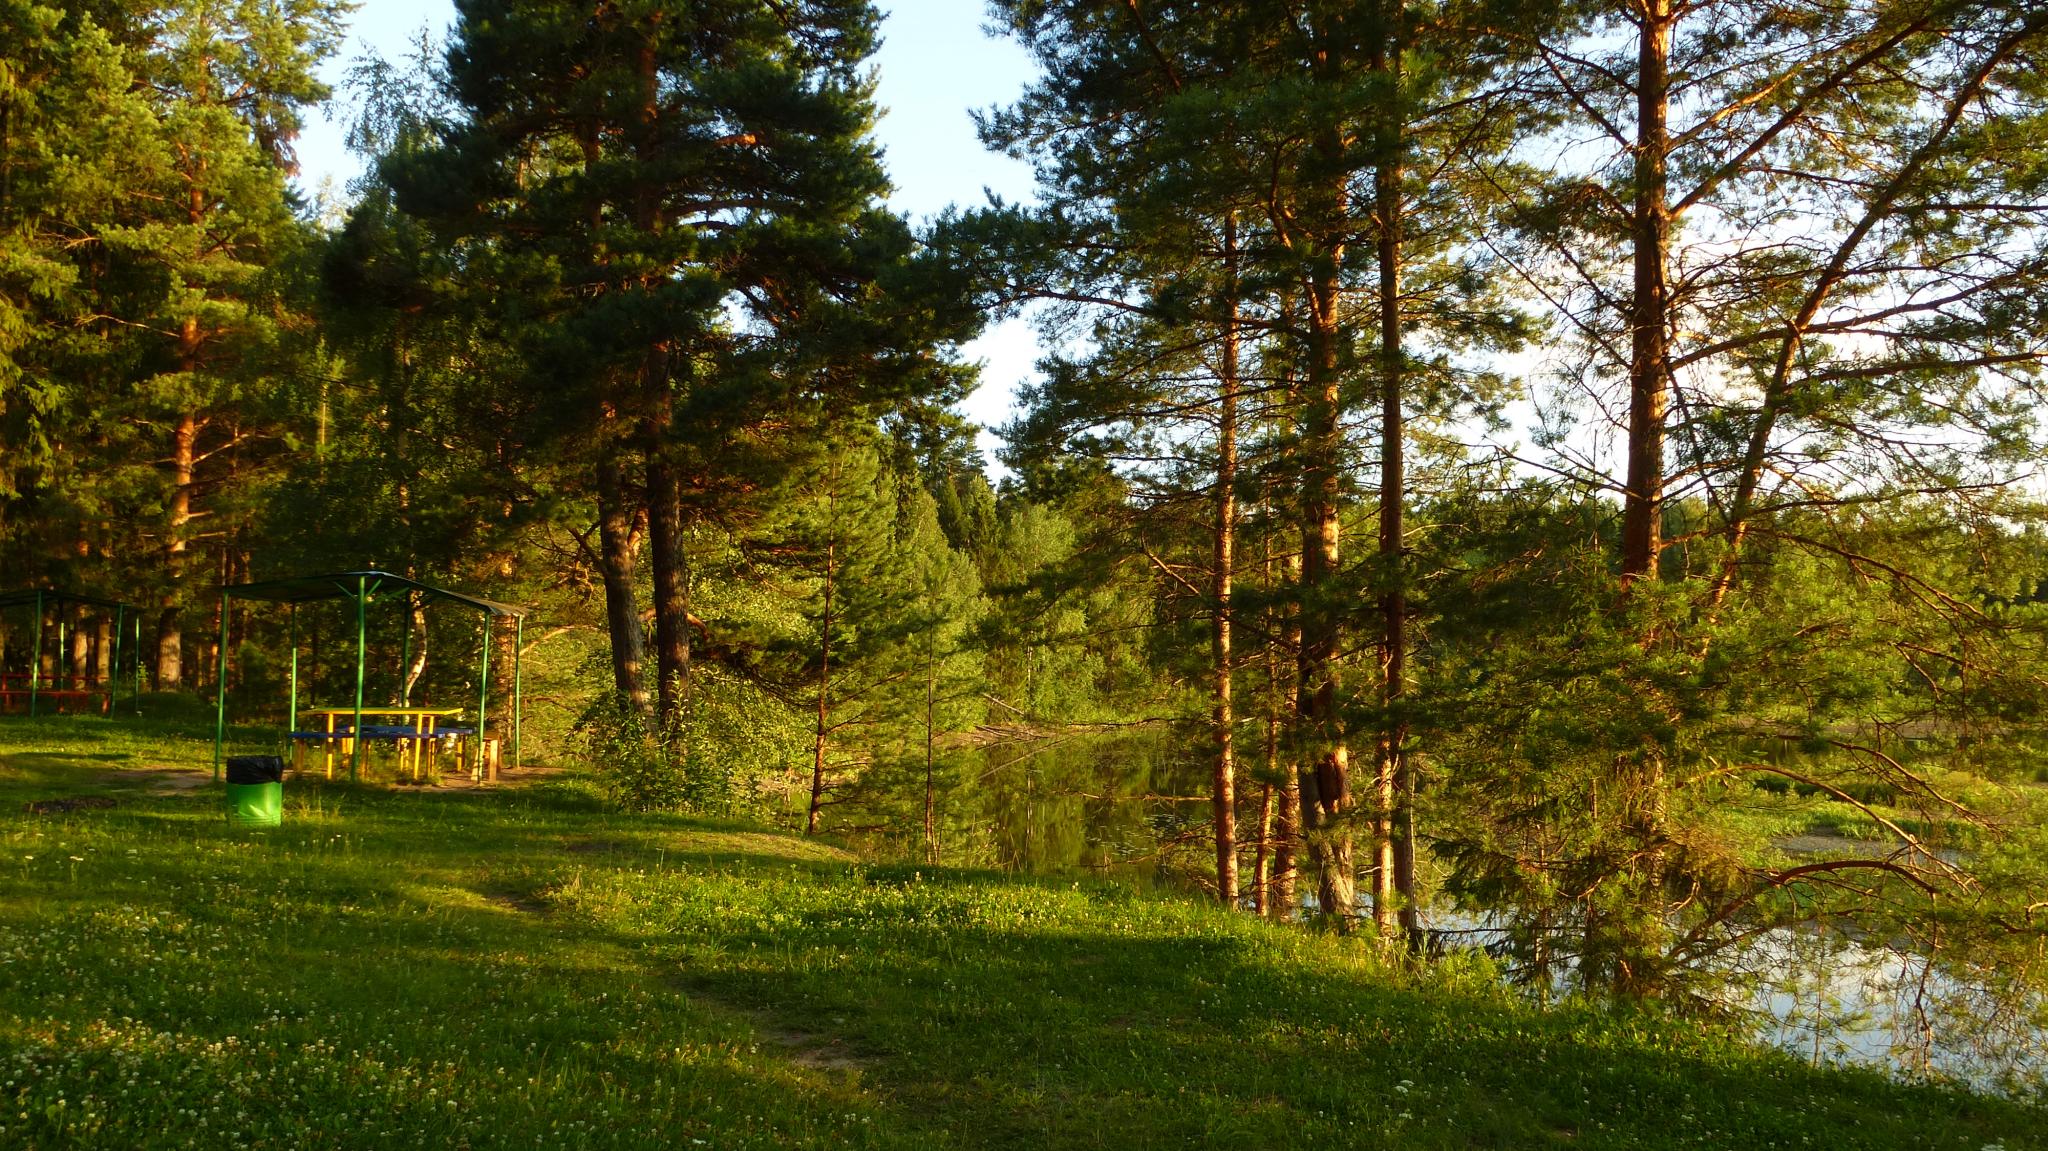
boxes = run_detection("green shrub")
[574,692,686,812]
[573,689,749,814]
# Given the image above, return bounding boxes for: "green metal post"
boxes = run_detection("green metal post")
[132,612,143,712]
[56,610,67,696]
[212,595,229,782]
[475,616,491,775]
[288,604,299,744]
[351,576,368,782]
[512,615,523,770]
[28,590,42,719]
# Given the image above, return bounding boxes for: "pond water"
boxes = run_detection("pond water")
[1743,927,2047,1094]
[817,726,2048,1096]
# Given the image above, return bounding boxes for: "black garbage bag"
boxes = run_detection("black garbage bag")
[224,755,285,785]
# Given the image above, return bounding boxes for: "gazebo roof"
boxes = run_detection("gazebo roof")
[0,588,138,612]
[221,570,526,618]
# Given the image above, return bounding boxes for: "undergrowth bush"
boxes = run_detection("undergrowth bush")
[576,693,686,812]
[573,687,753,814]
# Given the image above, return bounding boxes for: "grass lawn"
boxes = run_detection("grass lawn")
[0,711,2038,1149]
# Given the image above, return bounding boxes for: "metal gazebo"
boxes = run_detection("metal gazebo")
[211,571,526,782]
[0,588,144,717]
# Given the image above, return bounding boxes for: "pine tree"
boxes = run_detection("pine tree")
[388,0,971,734]
[760,429,922,834]
[983,0,1529,925]
[1,1,341,686]
[1484,0,2048,995]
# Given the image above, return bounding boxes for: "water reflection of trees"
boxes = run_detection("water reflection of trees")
[821,727,2047,1096]
[825,727,1212,883]
[1738,922,2047,1094]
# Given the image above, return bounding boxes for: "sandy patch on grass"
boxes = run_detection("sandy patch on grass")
[663,829,858,864]
[762,1026,871,1072]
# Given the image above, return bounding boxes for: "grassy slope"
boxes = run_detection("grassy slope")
[0,713,2038,1150]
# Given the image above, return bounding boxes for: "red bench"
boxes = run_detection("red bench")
[0,688,109,715]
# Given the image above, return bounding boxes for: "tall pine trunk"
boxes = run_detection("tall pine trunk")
[1372,1,1415,943]
[632,44,691,736]
[595,451,651,717]
[158,166,212,692]
[1211,215,1241,905]
[1293,20,1358,925]
[1621,0,1673,584]
[1300,270,1356,923]
[1274,549,1302,919]
[157,406,197,689]
[94,614,111,688]
[807,537,836,836]
[647,450,692,733]
[1611,0,1677,995]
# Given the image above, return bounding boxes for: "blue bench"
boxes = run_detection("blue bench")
[288,720,479,780]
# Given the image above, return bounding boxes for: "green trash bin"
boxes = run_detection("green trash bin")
[225,755,284,828]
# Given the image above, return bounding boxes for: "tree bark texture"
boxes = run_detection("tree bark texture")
[647,451,692,733]
[402,594,429,704]
[1274,550,1302,919]
[1373,1,1415,943]
[595,451,651,717]
[1299,245,1356,921]
[1212,214,1241,905]
[1621,0,1673,583]
[93,614,111,686]
[157,407,197,688]
[67,602,88,683]
[807,538,835,836]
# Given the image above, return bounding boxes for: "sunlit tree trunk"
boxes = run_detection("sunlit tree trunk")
[1274,550,1302,919]
[1252,782,1274,914]
[1621,0,1673,584]
[1372,0,1414,944]
[157,407,197,688]
[595,451,650,717]
[66,602,87,684]
[1611,0,1678,998]
[402,596,428,704]
[807,536,836,836]
[1289,16,1359,925]
[633,39,691,736]
[1300,262,1357,924]
[647,448,692,733]
[1211,214,1241,905]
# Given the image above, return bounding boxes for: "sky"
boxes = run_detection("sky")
[292,0,1046,466]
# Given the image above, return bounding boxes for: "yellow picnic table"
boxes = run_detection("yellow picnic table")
[297,706,465,781]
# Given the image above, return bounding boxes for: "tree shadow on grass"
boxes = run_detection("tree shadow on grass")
[574,871,2040,1151]
[0,795,953,1150]
[4,770,2020,1150]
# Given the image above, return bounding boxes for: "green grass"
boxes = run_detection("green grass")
[0,711,2039,1149]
